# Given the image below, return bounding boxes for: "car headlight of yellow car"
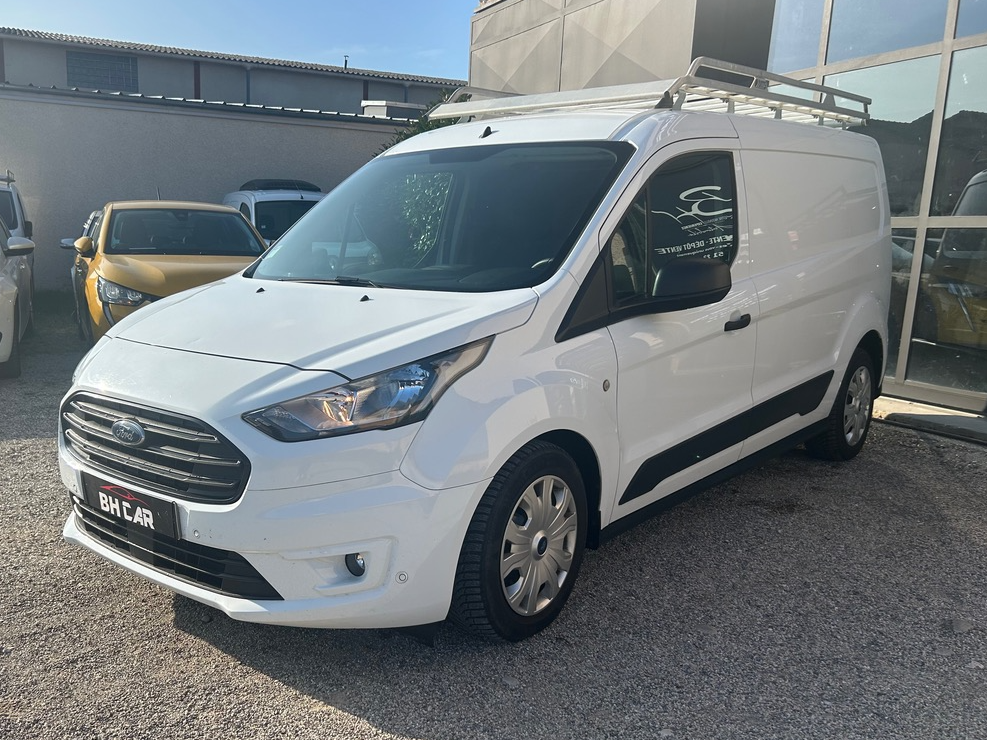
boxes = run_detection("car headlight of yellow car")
[243,338,491,441]
[96,276,149,306]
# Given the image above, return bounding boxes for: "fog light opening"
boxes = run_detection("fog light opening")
[345,553,367,578]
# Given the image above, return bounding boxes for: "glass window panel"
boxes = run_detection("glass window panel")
[889,228,919,377]
[906,228,987,393]
[826,56,940,217]
[66,51,139,93]
[767,0,825,73]
[930,46,987,216]
[957,0,987,37]
[828,0,947,62]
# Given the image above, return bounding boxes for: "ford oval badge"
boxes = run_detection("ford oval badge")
[111,419,147,447]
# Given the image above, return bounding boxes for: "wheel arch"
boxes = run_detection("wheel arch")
[858,329,885,395]
[534,429,603,549]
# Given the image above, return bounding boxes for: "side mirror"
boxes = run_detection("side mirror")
[4,236,35,257]
[74,236,95,258]
[650,256,731,312]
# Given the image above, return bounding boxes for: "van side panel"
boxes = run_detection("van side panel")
[738,127,889,449]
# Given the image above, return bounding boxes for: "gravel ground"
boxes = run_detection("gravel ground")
[2,295,986,740]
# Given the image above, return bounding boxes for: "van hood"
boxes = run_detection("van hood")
[99,254,257,297]
[109,276,538,378]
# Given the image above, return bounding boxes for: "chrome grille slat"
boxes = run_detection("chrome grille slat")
[65,429,237,489]
[70,399,220,443]
[153,445,244,467]
[61,393,249,503]
[63,413,241,468]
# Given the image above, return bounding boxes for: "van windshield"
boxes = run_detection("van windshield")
[248,142,632,291]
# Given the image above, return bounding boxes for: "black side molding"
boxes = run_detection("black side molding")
[599,419,829,547]
[619,371,834,505]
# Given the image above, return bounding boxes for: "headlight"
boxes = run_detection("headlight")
[243,337,492,442]
[96,276,149,306]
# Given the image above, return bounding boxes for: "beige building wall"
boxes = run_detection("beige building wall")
[138,55,196,98]
[470,0,698,93]
[2,38,67,87]
[199,61,246,102]
[0,33,462,113]
[250,68,364,110]
[0,90,403,290]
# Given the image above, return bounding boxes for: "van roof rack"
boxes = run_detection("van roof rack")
[429,57,870,128]
[0,169,14,185]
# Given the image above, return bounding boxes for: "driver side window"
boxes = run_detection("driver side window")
[607,151,736,305]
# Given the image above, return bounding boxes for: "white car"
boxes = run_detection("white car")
[60,60,892,641]
[0,216,35,378]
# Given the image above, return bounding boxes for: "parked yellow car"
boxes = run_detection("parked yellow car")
[73,201,267,341]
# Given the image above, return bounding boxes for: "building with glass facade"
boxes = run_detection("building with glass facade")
[471,0,987,413]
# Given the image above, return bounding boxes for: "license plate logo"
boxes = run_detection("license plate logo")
[96,485,157,529]
[82,475,179,539]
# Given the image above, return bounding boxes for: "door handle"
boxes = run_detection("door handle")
[724,313,751,332]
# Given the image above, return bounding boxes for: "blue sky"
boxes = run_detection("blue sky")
[3,1,473,81]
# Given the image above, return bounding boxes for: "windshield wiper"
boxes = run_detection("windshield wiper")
[279,275,382,288]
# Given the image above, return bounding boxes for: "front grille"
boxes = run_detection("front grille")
[74,498,282,600]
[61,393,249,504]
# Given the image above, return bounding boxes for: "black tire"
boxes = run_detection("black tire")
[449,441,587,642]
[0,309,22,379]
[805,347,875,461]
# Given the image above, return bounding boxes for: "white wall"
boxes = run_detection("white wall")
[0,90,404,290]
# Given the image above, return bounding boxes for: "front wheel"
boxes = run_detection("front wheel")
[449,441,587,642]
[806,347,875,461]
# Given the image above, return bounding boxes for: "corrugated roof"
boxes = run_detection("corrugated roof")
[0,26,466,87]
[0,80,415,125]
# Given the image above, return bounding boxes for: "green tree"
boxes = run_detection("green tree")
[376,91,460,155]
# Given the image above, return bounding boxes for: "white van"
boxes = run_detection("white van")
[0,170,33,242]
[222,179,325,245]
[59,59,891,642]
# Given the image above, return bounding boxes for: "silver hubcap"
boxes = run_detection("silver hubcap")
[501,475,578,616]
[843,364,872,447]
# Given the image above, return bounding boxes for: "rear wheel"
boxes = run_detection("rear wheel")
[450,441,587,642]
[0,309,22,378]
[806,347,875,461]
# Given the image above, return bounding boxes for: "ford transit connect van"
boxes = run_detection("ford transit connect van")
[60,59,891,642]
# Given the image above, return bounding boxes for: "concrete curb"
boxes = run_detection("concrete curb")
[873,396,987,446]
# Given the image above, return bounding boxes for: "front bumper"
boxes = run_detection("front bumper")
[60,450,489,629]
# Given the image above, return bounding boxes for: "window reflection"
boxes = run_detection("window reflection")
[828,0,947,62]
[827,56,940,216]
[957,0,987,38]
[889,228,919,377]
[930,46,987,216]
[907,228,987,393]
[767,0,824,72]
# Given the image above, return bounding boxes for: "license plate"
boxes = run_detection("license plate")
[82,474,179,539]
